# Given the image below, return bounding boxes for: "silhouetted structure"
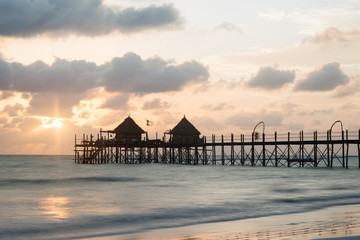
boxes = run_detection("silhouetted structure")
[74,118,360,168]
[112,116,145,143]
[169,116,202,144]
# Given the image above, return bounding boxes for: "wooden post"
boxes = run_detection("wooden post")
[275,132,278,167]
[221,135,225,165]
[346,130,349,169]
[301,131,304,167]
[251,132,255,166]
[314,131,318,167]
[195,145,199,165]
[231,134,234,165]
[212,134,216,165]
[342,130,345,168]
[203,136,207,165]
[327,130,330,167]
[241,134,244,165]
[358,129,360,168]
[287,132,290,167]
[74,134,77,163]
[262,132,266,167]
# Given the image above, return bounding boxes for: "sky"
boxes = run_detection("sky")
[0,0,360,154]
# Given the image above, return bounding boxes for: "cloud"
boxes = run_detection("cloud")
[0,53,209,95]
[246,66,295,90]
[143,98,171,110]
[101,94,130,110]
[213,22,242,34]
[0,0,181,37]
[226,111,284,129]
[0,53,208,117]
[294,62,349,91]
[201,102,233,111]
[303,27,360,45]
[0,58,99,93]
[102,52,209,93]
[333,75,360,97]
[27,92,85,117]
[0,90,14,99]
[258,9,285,20]
[1,103,25,117]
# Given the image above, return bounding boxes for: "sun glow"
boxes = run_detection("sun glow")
[41,118,63,128]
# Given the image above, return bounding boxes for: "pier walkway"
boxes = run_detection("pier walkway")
[74,129,360,168]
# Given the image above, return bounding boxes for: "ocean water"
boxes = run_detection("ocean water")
[1,155,360,240]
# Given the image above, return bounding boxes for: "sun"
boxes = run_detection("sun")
[41,118,63,128]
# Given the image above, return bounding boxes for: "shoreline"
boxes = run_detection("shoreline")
[112,204,360,240]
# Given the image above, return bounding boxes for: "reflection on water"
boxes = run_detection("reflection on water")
[39,197,69,220]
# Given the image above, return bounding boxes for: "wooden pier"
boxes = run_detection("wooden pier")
[74,128,360,168]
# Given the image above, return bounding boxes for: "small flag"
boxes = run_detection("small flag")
[146,120,153,126]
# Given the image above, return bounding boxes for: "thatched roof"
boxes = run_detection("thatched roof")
[170,116,200,136]
[113,116,145,134]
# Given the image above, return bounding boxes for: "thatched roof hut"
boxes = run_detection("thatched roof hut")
[169,116,201,144]
[113,116,145,143]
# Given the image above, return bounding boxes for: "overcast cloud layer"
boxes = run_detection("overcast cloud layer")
[0,0,181,37]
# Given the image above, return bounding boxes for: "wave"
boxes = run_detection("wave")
[0,176,140,186]
[2,200,360,240]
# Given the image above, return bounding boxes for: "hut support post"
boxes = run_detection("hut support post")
[203,137,207,165]
[195,146,199,165]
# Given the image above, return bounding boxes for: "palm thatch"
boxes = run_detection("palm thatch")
[170,116,200,136]
[113,116,145,134]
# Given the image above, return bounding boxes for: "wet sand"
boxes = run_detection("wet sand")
[116,204,360,240]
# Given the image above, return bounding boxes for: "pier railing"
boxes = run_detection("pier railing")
[74,130,360,168]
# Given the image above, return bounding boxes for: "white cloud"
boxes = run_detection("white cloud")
[213,22,243,34]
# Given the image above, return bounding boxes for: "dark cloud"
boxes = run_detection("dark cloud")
[142,98,171,110]
[0,53,208,95]
[294,62,349,91]
[0,58,99,93]
[246,66,295,90]
[0,0,181,37]
[0,53,208,117]
[102,52,209,93]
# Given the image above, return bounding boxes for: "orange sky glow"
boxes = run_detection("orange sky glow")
[0,0,360,154]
